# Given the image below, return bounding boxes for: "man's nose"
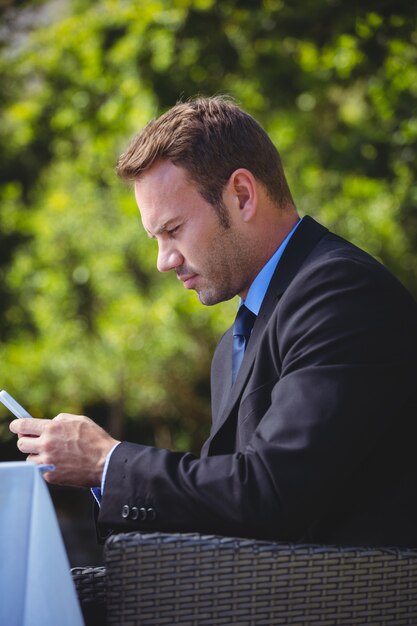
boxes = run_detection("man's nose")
[157,242,183,273]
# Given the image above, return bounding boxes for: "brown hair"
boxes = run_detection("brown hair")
[117,96,294,227]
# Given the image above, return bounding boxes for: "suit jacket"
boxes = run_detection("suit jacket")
[98,216,417,547]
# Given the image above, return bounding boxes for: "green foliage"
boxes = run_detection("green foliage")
[0,0,416,451]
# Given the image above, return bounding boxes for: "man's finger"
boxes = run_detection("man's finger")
[9,417,48,436]
[17,435,43,455]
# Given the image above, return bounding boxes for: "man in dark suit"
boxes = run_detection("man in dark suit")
[11,97,417,547]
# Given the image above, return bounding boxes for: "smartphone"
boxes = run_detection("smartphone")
[0,390,33,419]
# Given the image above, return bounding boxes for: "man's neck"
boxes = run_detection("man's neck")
[242,217,302,315]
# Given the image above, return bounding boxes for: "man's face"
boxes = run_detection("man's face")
[134,161,254,305]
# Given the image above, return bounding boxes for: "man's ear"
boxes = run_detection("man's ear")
[226,169,258,222]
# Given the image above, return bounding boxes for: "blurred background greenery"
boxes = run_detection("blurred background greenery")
[0,0,416,562]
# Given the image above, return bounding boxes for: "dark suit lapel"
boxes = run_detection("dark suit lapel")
[207,216,328,448]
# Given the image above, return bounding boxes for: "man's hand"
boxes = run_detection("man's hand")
[9,413,119,488]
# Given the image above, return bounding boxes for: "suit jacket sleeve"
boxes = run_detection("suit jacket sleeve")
[98,233,417,542]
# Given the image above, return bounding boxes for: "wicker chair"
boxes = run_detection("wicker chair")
[72,532,417,625]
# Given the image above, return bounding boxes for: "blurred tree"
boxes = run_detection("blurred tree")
[0,0,416,452]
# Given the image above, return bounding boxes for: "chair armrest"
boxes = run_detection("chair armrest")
[104,532,417,625]
[71,566,106,626]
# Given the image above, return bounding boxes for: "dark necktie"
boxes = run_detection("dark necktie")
[232,305,257,384]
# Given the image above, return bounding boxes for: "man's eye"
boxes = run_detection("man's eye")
[168,226,180,236]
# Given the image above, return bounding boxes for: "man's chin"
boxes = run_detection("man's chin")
[195,288,216,306]
[196,287,234,307]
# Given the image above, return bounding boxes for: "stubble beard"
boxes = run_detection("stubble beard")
[194,229,254,306]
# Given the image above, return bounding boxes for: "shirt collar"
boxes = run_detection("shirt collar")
[243,218,302,315]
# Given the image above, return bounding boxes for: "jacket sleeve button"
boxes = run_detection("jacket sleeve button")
[139,507,147,521]
[130,506,139,520]
[147,507,156,521]
[121,504,130,519]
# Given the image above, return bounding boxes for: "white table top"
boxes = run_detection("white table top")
[0,461,84,626]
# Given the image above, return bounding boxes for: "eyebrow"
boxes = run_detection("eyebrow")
[146,218,182,239]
